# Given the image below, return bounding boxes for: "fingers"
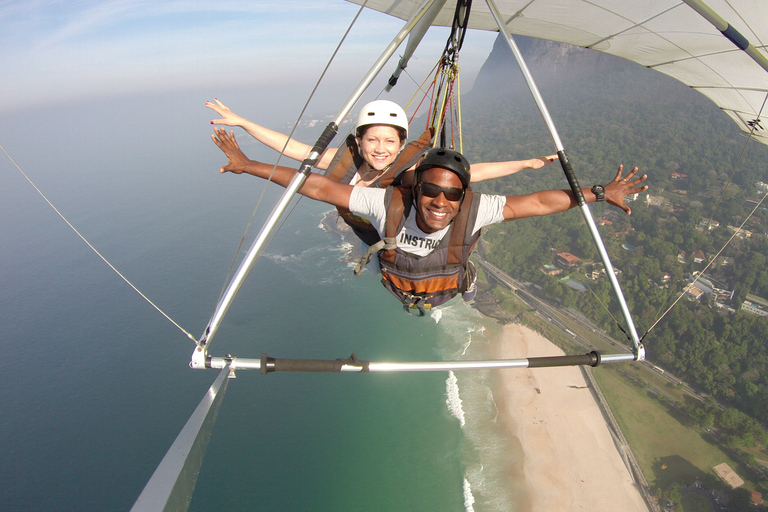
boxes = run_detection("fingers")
[623,166,640,182]
[211,128,241,155]
[613,165,645,186]
[206,98,231,124]
[212,127,237,143]
[532,155,557,169]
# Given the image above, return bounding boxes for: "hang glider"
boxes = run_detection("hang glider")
[135,1,768,508]
[348,0,768,147]
[193,0,768,371]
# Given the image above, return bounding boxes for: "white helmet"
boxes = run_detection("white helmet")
[355,100,408,140]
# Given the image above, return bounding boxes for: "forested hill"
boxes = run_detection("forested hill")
[461,34,768,429]
[461,34,765,192]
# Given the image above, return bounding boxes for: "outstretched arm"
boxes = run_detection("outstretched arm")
[469,154,557,182]
[212,128,352,208]
[502,165,648,221]
[206,98,338,169]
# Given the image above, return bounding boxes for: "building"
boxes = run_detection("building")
[540,265,562,276]
[685,284,704,300]
[742,300,768,317]
[697,219,720,231]
[555,252,581,268]
[713,256,733,268]
[727,225,753,238]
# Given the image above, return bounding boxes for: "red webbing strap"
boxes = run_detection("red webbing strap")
[324,129,434,187]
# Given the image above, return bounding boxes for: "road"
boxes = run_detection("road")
[476,256,707,402]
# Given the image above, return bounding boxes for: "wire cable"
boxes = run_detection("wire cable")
[642,92,768,339]
[213,1,369,305]
[1,143,197,343]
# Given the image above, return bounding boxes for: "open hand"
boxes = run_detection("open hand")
[604,165,648,215]
[531,154,558,170]
[211,128,250,174]
[206,98,245,127]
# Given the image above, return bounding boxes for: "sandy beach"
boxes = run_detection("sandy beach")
[492,323,649,512]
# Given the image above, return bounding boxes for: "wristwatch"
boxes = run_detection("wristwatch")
[591,184,605,202]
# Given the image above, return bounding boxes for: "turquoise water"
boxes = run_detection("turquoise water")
[0,96,523,511]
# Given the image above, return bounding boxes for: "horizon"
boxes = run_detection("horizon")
[2,1,497,115]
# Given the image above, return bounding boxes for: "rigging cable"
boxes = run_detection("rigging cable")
[644,188,768,340]
[212,0,369,306]
[528,213,632,343]
[700,94,768,231]
[1,143,197,343]
[642,92,768,341]
[423,0,471,149]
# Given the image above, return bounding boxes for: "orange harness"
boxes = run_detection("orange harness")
[375,186,481,314]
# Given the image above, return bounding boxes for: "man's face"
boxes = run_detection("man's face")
[414,167,464,233]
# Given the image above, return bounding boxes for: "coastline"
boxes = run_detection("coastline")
[490,323,649,512]
[318,211,648,511]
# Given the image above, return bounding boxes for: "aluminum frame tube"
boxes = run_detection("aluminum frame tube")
[327,0,443,130]
[386,0,447,91]
[207,352,636,372]
[195,0,441,355]
[131,366,230,512]
[682,0,768,74]
[485,0,643,358]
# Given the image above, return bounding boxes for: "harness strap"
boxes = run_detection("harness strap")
[323,129,434,187]
[353,236,397,276]
[403,297,427,317]
[323,134,363,182]
[447,189,473,265]
[381,128,434,188]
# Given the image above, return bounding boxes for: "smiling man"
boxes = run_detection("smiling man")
[212,129,647,315]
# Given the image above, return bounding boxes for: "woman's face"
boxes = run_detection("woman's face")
[357,125,403,171]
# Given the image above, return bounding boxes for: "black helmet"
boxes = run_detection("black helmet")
[414,148,471,188]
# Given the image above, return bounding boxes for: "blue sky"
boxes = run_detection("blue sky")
[2,1,498,115]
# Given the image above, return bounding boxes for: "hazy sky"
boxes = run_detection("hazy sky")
[2,1,498,115]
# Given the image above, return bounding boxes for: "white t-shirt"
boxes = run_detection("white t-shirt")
[348,187,506,257]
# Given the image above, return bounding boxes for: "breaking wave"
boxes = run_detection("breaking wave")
[436,301,521,512]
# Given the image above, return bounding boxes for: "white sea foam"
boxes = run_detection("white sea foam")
[436,302,521,511]
[318,208,335,231]
[445,371,465,428]
[431,308,443,323]
[463,477,476,512]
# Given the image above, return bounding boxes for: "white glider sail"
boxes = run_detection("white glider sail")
[346,0,768,146]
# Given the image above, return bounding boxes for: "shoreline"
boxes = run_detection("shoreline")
[489,323,649,512]
[318,212,648,510]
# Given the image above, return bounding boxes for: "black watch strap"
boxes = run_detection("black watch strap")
[591,184,605,202]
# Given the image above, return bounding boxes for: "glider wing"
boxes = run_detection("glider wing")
[347,0,768,145]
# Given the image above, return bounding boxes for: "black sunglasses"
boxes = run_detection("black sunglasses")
[418,181,465,202]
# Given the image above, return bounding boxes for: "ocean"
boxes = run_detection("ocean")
[0,95,523,511]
